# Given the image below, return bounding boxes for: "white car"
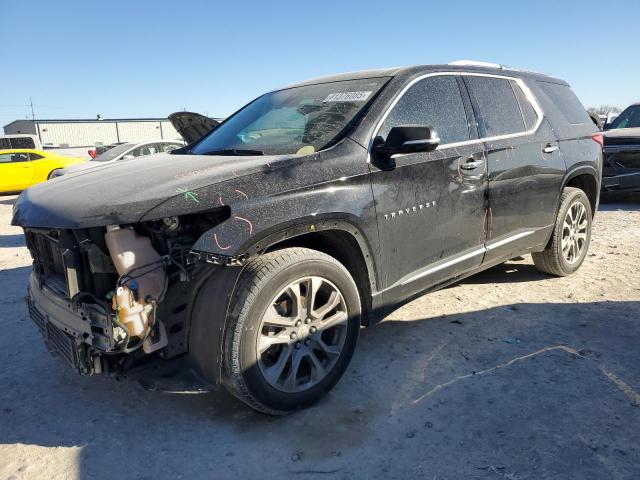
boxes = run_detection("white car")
[50,140,185,178]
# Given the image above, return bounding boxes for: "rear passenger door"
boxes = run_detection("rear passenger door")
[369,74,488,299]
[464,75,565,263]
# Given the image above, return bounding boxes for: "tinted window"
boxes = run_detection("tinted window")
[28,152,44,160]
[379,76,469,144]
[511,81,538,130]
[466,76,525,137]
[609,105,640,129]
[0,139,11,149]
[539,82,591,125]
[12,137,36,149]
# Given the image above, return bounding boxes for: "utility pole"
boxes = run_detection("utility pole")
[29,97,42,144]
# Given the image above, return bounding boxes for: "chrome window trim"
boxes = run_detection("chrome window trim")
[367,71,544,162]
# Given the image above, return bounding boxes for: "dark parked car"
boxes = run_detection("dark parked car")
[602,103,640,194]
[13,62,602,414]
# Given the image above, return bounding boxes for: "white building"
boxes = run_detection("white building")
[3,118,182,148]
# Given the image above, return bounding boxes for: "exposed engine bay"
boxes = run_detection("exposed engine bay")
[24,209,228,377]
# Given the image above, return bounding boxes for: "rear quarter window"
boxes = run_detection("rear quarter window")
[538,82,591,125]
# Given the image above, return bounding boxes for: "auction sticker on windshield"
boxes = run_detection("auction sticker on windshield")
[323,91,372,102]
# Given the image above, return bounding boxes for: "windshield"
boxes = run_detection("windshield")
[609,106,640,130]
[92,143,134,162]
[191,77,388,156]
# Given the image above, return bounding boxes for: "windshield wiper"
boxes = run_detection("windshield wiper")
[201,148,264,156]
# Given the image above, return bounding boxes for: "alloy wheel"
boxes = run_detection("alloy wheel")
[256,276,349,393]
[561,201,588,264]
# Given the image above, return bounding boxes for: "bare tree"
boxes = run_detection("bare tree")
[588,105,621,115]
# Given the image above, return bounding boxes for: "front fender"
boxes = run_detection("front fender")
[190,177,377,259]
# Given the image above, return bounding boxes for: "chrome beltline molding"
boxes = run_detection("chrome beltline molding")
[395,229,537,288]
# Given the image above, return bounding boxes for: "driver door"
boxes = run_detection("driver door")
[368,75,488,302]
[0,151,33,191]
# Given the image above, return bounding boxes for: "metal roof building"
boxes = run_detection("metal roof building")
[3,118,182,148]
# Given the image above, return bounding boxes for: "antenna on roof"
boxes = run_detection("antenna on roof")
[449,60,503,69]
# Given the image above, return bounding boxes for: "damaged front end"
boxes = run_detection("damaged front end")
[23,209,229,381]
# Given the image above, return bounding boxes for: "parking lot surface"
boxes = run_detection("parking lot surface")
[1,194,639,480]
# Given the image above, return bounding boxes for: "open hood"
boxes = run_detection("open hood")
[169,112,221,144]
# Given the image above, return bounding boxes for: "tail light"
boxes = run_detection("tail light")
[88,148,97,159]
[591,133,604,148]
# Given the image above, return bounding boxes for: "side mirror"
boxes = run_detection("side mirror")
[373,125,440,157]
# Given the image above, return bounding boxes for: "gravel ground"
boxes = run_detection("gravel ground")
[1,193,639,480]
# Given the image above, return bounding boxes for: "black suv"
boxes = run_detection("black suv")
[13,62,602,414]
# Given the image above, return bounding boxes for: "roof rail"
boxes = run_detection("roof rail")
[449,60,503,69]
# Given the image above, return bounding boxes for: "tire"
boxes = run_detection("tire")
[532,187,592,276]
[223,247,361,415]
[47,169,62,180]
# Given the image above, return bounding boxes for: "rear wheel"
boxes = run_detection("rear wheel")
[47,169,62,179]
[532,187,592,276]
[223,247,361,414]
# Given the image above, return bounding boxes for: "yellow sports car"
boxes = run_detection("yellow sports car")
[0,149,85,193]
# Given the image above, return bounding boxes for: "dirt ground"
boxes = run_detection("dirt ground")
[1,193,639,480]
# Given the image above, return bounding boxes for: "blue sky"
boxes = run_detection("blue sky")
[1,0,638,126]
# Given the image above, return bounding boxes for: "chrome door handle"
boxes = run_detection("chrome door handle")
[543,145,559,154]
[460,159,484,170]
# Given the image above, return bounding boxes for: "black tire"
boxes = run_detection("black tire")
[223,247,361,415]
[532,187,592,276]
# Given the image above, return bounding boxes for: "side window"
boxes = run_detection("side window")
[0,152,29,163]
[0,139,11,149]
[130,144,158,158]
[29,152,44,160]
[538,82,591,125]
[466,76,525,137]
[379,76,470,145]
[160,143,182,152]
[511,81,538,130]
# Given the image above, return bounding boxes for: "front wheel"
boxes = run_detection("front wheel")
[532,187,592,276]
[223,247,361,414]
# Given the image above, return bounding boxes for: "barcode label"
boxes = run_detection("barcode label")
[323,91,372,103]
